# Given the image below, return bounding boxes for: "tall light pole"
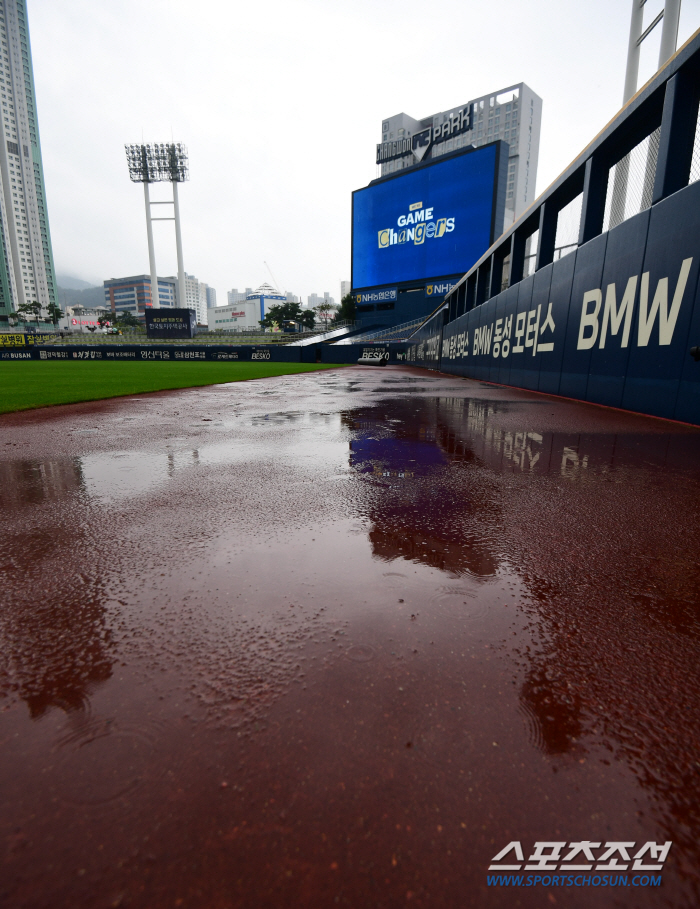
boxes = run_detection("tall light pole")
[612,1,683,228]
[125,143,190,310]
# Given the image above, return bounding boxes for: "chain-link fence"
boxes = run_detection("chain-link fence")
[524,229,539,277]
[554,193,582,260]
[689,104,700,186]
[603,127,661,232]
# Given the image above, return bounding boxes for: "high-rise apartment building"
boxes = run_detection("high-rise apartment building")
[377,83,542,230]
[307,292,335,309]
[0,0,57,323]
[340,280,351,300]
[227,287,253,305]
[167,272,209,325]
[205,286,217,309]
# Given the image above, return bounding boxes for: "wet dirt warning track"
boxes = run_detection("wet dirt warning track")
[2,364,700,909]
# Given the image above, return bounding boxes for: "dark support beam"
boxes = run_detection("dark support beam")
[457,282,466,317]
[653,69,699,204]
[578,155,609,245]
[448,292,458,323]
[465,273,476,311]
[535,202,557,271]
[509,230,525,285]
[475,259,490,306]
[489,248,507,299]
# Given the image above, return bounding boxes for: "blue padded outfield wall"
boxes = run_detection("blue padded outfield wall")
[406,27,700,428]
[1,342,408,365]
[407,181,700,425]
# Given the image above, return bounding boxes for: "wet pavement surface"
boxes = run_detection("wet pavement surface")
[2,364,700,908]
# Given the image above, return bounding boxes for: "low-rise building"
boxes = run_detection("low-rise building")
[103,275,177,321]
[208,299,260,331]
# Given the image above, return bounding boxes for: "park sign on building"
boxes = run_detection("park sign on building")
[145,308,197,339]
[376,106,474,166]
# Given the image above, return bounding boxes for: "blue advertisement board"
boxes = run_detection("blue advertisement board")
[352,145,503,291]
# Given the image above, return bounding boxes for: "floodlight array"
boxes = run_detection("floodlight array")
[125,143,189,183]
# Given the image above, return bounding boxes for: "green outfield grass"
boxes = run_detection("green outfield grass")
[0,360,344,414]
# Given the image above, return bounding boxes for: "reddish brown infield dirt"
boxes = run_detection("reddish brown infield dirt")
[2,364,700,909]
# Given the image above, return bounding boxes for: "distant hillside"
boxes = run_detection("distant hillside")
[56,284,106,309]
[56,274,98,291]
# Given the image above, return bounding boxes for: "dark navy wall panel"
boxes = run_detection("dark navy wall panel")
[406,310,444,370]
[466,306,481,378]
[538,251,577,395]
[586,210,650,408]
[508,274,535,388]
[440,310,469,377]
[489,288,513,382]
[497,284,519,385]
[520,264,553,391]
[622,181,700,419]
[467,303,484,379]
[487,291,508,383]
[675,276,700,423]
[559,233,608,400]
[473,297,497,380]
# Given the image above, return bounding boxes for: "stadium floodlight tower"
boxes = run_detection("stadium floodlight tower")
[124,143,189,309]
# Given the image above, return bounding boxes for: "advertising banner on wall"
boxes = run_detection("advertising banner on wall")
[352,143,505,292]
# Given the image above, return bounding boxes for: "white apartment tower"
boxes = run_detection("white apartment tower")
[0,0,57,322]
[377,83,542,230]
[167,272,209,325]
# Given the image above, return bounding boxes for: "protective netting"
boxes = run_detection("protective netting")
[554,193,582,260]
[688,104,700,186]
[603,128,660,232]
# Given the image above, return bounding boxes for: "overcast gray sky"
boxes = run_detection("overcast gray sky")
[28,0,700,302]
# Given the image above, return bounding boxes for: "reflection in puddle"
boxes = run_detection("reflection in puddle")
[0,569,114,719]
[0,458,84,507]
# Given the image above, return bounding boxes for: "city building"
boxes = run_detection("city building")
[340,281,351,300]
[0,0,58,324]
[209,282,291,332]
[62,306,111,332]
[205,286,217,309]
[227,287,253,305]
[248,282,286,322]
[377,83,541,230]
[307,292,335,309]
[167,272,208,325]
[104,274,177,319]
[228,286,298,305]
[207,299,259,331]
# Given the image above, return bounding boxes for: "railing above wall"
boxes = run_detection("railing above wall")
[443,25,700,324]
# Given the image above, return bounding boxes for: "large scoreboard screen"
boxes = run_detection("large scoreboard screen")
[352,144,504,291]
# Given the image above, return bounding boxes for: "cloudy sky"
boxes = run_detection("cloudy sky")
[28,0,700,303]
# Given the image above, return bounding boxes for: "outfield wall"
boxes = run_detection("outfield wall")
[1,342,408,365]
[407,181,700,426]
